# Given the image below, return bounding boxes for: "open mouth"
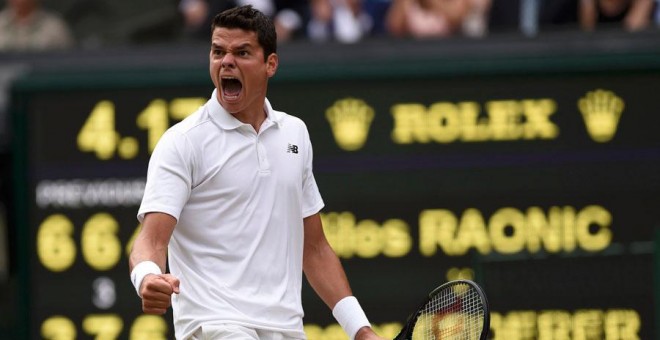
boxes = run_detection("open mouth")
[221,77,243,99]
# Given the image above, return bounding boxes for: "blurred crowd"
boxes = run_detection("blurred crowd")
[0,0,658,51]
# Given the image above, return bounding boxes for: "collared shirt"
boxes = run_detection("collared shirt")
[138,90,324,339]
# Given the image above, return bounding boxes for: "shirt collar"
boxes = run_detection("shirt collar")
[209,89,282,130]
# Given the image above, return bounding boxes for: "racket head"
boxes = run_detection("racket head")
[395,280,490,340]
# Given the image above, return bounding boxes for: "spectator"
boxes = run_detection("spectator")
[307,0,373,43]
[0,0,74,51]
[385,0,491,39]
[579,0,655,31]
[179,0,309,42]
[273,0,310,41]
[179,0,236,40]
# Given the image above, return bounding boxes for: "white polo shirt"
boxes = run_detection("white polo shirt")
[137,90,325,339]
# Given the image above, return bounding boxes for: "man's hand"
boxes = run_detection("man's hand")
[140,273,180,314]
[355,326,387,340]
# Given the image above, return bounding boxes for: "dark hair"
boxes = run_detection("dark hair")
[211,5,277,61]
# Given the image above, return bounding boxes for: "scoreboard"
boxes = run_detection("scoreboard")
[10,47,660,339]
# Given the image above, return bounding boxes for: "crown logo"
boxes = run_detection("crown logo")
[578,89,624,143]
[326,98,375,151]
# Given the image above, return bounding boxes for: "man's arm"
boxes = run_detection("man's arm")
[129,212,179,314]
[302,213,385,340]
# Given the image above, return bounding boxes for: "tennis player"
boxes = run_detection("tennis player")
[128,5,385,340]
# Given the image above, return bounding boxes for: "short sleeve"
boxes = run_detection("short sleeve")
[301,127,324,217]
[137,130,195,222]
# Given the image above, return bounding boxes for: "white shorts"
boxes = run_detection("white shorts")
[190,324,306,340]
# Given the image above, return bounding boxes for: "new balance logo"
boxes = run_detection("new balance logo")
[287,144,298,154]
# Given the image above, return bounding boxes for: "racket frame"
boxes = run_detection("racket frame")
[394,279,490,340]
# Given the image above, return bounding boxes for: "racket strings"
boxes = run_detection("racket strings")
[413,283,485,340]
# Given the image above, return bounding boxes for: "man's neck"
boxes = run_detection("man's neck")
[232,108,267,133]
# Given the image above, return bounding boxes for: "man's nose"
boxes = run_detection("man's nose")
[221,53,235,68]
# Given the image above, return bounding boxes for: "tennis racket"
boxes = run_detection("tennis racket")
[394,280,490,340]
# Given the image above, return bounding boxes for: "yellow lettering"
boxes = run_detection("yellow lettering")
[490,311,537,340]
[456,208,491,255]
[427,102,461,143]
[372,323,403,338]
[82,314,123,339]
[304,323,401,340]
[605,310,640,340]
[136,99,169,154]
[521,99,558,139]
[486,100,523,140]
[391,98,559,145]
[573,310,604,340]
[37,215,76,272]
[382,219,412,257]
[446,267,475,281]
[303,310,641,340]
[562,206,577,252]
[81,213,121,271]
[169,98,206,120]
[41,316,76,340]
[77,101,118,160]
[420,205,612,256]
[538,310,571,340]
[130,315,168,340]
[321,212,411,259]
[303,324,324,340]
[419,209,458,256]
[576,205,612,252]
[354,220,381,258]
[490,207,526,254]
[391,104,429,144]
[490,309,640,340]
[458,101,489,142]
[526,206,562,253]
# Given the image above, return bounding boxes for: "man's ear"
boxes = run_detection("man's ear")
[266,53,279,78]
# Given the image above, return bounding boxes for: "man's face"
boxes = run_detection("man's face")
[209,27,278,116]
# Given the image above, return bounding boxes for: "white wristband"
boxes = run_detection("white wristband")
[130,261,162,297]
[332,296,371,340]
